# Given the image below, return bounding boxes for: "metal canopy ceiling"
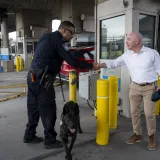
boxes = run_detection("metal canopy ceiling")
[0,0,59,32]
[0,0,95,32]
[0,0,58,12]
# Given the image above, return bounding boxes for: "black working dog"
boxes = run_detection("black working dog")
[60,101,82,160]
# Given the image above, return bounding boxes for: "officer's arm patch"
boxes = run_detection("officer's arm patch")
[63,43,69,51]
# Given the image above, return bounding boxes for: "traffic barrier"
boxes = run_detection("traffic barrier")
[15,56,24,72]
[108,76,118,129]
[15,56,20,72]
[155,76,160,116]
[96,79,109,145]
[19,56,23,70]
[69,69,77,103]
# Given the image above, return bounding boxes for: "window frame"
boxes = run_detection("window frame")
[156,13,160,53]
[139,13,156,49]
[99,14,125,60]
[137,10,157,49]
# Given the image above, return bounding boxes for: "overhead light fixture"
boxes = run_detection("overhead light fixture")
[123,0,129,8]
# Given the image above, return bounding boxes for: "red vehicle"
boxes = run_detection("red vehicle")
[59,46,95,82]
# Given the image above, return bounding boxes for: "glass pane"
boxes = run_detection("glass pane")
[11,46,15,53]
[100,15,125,59]
[27,42,33,54]
[139,14,155,49]
[18,42,23,54]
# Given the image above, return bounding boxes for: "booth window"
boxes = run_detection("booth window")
[100,15,125,59]
[27,42,33,54]
[139,14,155,49]
[11,45,16,54]
[18,42,23,54]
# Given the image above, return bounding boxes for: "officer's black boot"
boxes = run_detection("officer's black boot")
[23,135,43,144]
[44,140,63,149]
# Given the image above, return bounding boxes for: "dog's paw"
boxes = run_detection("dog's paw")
[79,130,83,134]
[64,138,69,144]
[65,154,72,160]
[68,155,72,160]
[78,128,83,134]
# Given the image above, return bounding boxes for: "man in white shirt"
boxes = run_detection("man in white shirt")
[99,32,160,151]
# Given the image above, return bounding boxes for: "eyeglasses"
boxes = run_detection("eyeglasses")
[64,28,74,35]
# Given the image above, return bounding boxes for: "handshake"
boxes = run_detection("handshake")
[92,62,107,70]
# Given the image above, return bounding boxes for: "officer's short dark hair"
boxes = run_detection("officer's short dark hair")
[58,21,75,29]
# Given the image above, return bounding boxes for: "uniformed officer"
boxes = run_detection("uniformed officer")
[23,21,99,149]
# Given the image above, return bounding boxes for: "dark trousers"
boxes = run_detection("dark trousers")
[24,72,57,144]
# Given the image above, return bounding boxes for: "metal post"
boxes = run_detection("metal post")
[96,79,109,145]
[108,76,118,129]
[69,69,76,102]
[1,17,9,48]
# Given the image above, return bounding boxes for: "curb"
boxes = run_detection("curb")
[0,83,62,89]
[0,93,26,102]
[0,82,63,102]
[28,138,95,160]
[0,84,27,102]
[0,84,27,89]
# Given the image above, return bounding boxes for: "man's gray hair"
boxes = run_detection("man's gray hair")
[128,32,143,42]
[137,32,143,41]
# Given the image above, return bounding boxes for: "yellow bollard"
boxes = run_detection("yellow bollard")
[96,79,109,145]
[69,69,76,103]
[155,101,160,116]
[108,76,118,129]
[155,76,160,116]
[19,56,23,71]
[15,56,20,72]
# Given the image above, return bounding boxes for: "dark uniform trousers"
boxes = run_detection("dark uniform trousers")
[24,71,57,144]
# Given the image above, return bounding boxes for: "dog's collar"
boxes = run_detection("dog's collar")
[60,120,68,128]
[60,120,63,126]
[60,120,76,134]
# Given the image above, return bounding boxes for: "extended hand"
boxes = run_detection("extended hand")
[157,87,160,91]
[92,62,100,70]
[99,63,107,68]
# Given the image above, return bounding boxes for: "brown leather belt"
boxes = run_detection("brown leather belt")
[133,82,154,86]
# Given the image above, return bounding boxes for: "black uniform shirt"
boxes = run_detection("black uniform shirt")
[31,31,93,75]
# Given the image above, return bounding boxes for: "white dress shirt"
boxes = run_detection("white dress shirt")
[105,46,160,84]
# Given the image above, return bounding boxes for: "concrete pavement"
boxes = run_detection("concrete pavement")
[0,71,96,160]
[0,71,160,160]
[39,116,160,160]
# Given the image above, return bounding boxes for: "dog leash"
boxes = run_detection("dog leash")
[58,73,66,104]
